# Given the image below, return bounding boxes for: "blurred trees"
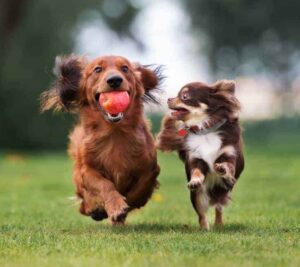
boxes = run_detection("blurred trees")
[0,0,27,55]
[1,0,299,150]
[183,0,300,108]
[0,0,138,150]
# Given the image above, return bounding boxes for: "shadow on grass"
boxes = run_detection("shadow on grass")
[72,221,300,236]
[74,222,254,235]
[2,222,298,236]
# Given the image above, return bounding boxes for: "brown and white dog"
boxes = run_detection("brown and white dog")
[41,55,163,224]
[157,80,244,229]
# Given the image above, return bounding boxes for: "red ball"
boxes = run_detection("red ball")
[99,91,130,114]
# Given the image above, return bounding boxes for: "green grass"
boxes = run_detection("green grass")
[0,137,299,266]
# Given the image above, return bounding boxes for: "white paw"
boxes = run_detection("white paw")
[200,218,210,230]
[187,178,203,191]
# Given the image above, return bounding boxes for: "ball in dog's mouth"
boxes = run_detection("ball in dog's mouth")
[98,91,130,123]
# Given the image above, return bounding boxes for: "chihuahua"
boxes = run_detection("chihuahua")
[157,80,244,229]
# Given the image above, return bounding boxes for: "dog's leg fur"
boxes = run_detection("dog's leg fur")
[187,159,208,190]
[215,204,223,227]
[82,167,129,224]
[72,168,108,222]
[186,159,210,229]
[214,153,237,189]
[212,152,237,227]
[80,189,107,220]
[72,162,84,200]
[126,164,160,208]
[156,116,184,152]
[190,191,210,230]
[187,168,205,191]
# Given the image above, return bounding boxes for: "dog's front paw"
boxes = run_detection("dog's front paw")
[110,206,129,224]
[106,195,129,223]
[187,177,203,191]
[188,170,205,191]
[214,163,228,176]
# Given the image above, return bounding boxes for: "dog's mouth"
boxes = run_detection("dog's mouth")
[95,91,130,123]
[170,106,189,117]
[104,112,124,123]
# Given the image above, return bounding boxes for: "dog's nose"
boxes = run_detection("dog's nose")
[168,98,173,102]
[107,75,123,89]
[90,209,108,221]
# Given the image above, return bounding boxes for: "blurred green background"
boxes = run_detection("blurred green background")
[0,0,300,150]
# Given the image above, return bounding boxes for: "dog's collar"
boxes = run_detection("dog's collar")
[177,118,227,137]
[194,118,227,135]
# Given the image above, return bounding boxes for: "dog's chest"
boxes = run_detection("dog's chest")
[186,132,222,170]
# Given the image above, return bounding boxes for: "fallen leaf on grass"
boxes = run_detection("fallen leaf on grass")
[152,193,164,202]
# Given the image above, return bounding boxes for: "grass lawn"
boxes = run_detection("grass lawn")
[0,132,299,266]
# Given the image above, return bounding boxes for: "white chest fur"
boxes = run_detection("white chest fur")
[186,132,222,171]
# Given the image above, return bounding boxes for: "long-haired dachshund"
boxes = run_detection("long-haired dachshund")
[41,55,163,224]
[157,80,244,229]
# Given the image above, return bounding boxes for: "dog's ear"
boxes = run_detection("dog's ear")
[212,80,236,95]
[212,80,240,112]
[134,63,164,104]
[40,55,87,112]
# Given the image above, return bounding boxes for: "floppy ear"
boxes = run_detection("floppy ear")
[212,80,236,95]
[40,55,87,112]
[134,64,164,104]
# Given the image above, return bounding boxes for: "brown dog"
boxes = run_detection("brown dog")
[157,80,244,229]
[41,55,163,224]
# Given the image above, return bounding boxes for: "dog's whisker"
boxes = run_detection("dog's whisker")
[70,200,82,207]
[66,196,82,206]
[67,196,77,201]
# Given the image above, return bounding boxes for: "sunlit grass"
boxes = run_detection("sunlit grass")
[0,141,299,267]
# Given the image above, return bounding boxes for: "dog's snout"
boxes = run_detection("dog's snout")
[168,97,174,102]
[107,75,123,89]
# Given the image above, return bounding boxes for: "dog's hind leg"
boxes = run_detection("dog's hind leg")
[186,159,210,229]
[125,163,160,209]
[214,204,223,227]
[190,190,209,230]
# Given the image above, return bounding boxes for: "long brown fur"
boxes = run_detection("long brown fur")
[41,55,163,224]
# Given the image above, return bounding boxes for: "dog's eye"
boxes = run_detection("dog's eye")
[182,93,189,100]
[94,66,103,73]
[121,65,129,73]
